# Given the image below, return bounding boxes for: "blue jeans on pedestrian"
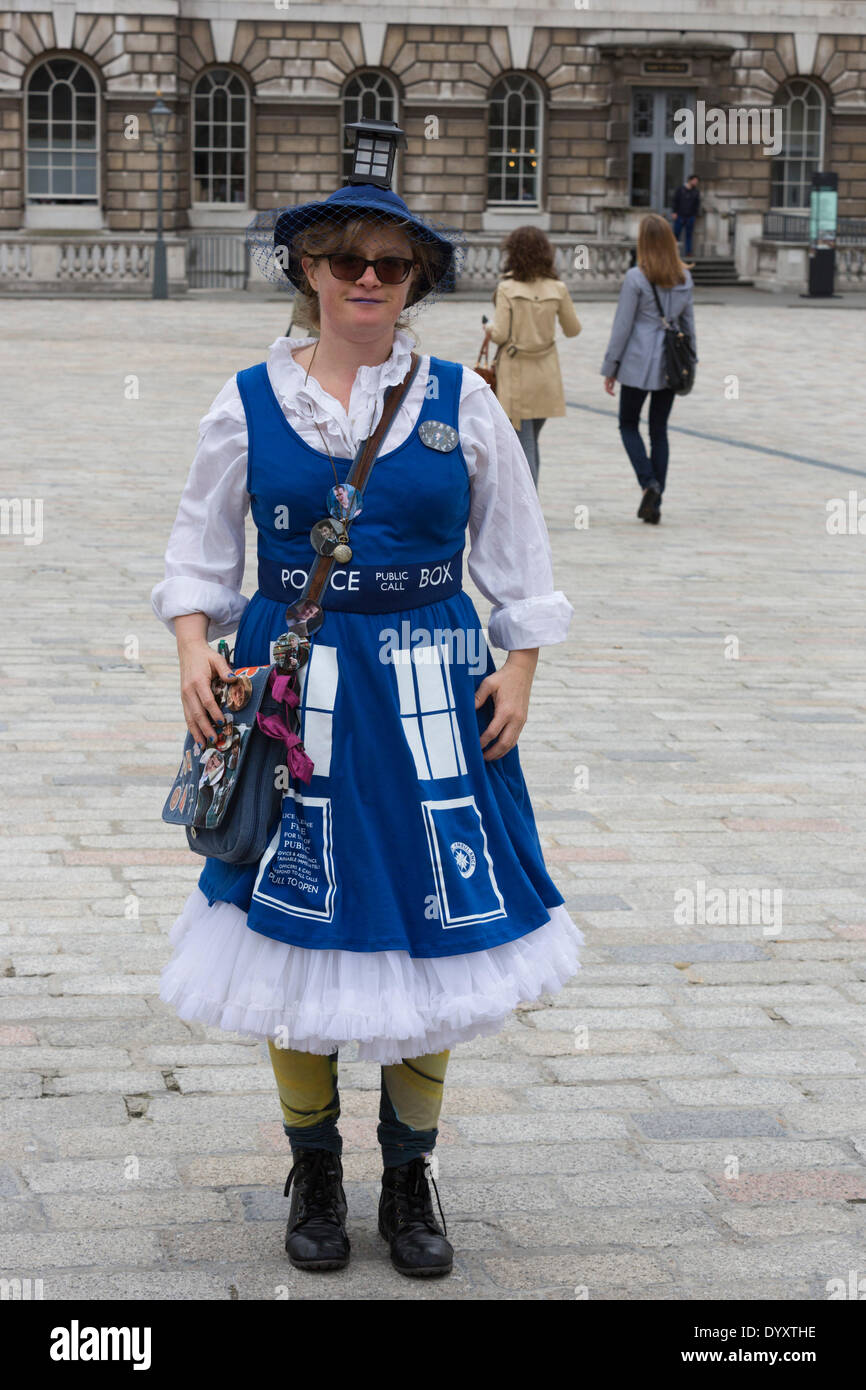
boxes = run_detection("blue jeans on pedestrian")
[618,385,676,494]
[673,214,696,256]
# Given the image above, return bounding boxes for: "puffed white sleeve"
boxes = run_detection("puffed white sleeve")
[459,369,574,650]
[150,377,251,642]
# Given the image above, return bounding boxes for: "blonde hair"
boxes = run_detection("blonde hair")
[290,216,439,332]
[636,213,687,288]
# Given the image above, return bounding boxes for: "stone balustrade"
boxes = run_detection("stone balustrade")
[837,245,866,288]
[751,238,866,292]
[0,236,187,294]
[2,231,862,296]
[458,236,634,292]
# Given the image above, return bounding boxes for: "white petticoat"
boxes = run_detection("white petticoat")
[159,887,585,1065]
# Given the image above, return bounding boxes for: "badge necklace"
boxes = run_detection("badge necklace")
[266,340,383,676]
[302,337,380,564]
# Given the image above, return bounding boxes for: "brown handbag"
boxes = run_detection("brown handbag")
[472,301,514,391]
[473,337,497,389]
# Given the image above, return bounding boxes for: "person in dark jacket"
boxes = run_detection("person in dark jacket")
[671,175,700,257]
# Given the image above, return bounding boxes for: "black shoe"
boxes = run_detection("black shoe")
[637,482,662,523]
[378,1156,453,1277]
[284,1148,350,1271]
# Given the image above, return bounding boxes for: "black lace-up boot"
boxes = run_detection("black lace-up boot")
[378,1155,453,1277]
[283,1147,350,1271]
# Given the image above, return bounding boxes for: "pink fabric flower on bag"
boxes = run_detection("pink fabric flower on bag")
[256,669,314,783]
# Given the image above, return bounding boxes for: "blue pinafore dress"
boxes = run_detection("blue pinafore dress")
[196,356,566,960]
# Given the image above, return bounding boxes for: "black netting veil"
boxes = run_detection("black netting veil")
[245,200,466,319]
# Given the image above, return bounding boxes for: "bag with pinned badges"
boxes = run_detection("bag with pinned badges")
[161,658,311,865]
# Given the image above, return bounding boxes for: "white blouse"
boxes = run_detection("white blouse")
[151,329,574,651]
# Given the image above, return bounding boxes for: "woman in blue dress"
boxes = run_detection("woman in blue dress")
[152,159,583,1279]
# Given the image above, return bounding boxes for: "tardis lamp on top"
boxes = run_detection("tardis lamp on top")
[345,119,407,189]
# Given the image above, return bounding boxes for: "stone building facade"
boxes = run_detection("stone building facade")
[1,0,865,292]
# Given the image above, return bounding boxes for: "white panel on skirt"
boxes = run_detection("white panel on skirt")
[422,711,459,778]
[297,643,339,777]
[391,640,467,782]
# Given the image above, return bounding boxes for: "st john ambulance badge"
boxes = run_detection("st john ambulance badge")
[450,841,476,878]
[418,420,459,453]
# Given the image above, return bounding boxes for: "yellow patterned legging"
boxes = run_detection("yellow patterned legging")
[267,1041,449,1168]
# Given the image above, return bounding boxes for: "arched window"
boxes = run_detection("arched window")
[26,57,98,202]
[771,80,825,210]
[342,73,398,182]
[192,69,249,205]
[487,75,542,206]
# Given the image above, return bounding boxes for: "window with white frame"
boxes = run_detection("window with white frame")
[342,72,398,183]
[192,69,249,205]
[771,80,825,210]
[26,57,98,202]
[487,74,543,206]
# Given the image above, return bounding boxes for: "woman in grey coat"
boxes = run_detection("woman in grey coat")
[601,213,696,524]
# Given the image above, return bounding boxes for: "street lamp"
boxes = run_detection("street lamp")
[344,119,407,188]
[148,94,172,299]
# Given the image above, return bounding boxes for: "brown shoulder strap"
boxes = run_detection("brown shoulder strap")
[345,351,420,497]
[301,351,421,610]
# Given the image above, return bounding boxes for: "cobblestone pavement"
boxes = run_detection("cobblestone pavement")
[1,292,865,1302]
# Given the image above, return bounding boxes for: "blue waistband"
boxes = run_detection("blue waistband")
[256,549,464,613]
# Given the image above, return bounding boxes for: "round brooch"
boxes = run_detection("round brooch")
[418,420,459,453]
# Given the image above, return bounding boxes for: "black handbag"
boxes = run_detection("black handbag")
[650,282,696,396]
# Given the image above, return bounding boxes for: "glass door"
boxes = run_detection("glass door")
[630,89,694,212]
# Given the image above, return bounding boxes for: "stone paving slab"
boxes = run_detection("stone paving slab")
[1,296,865,1301]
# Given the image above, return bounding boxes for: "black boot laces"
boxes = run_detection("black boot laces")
[284,1149,342,1228]
[396,1156,447,1238]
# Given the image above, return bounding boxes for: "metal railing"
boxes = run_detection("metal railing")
[187,233,249,289]
[762,212,866,244]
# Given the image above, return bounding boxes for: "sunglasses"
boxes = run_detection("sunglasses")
[315,252,416,285]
